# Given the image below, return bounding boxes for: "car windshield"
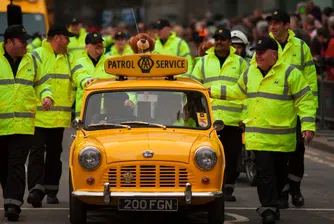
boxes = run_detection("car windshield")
[83,90,211,130]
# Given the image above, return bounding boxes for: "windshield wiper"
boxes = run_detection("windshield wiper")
[88,123,131,130]
[120,121,166,130]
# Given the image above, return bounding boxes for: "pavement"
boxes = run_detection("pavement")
[1,128,334,223]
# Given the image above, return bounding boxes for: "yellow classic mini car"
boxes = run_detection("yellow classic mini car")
[69,54,226,224]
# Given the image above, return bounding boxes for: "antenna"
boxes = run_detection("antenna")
[131,8,139,34]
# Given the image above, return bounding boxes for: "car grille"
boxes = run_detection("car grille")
[102,164,190,188]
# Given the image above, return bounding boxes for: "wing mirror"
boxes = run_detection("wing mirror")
[71,118,86,138]
[213,120,224,131]
[208,120,224,138]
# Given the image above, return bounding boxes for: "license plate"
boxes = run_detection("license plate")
[118,198,178,211]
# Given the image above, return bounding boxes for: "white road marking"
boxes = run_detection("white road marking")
[0,207,334,211]
[306,150,319,156]
[304,154,334,168]
[224,212,249,223]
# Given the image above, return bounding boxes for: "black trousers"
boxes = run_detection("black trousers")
[255,151,289,216]
[0,134,32,210]
[287,117,305,192]
[27,127,64,195]
[218,125,242,193]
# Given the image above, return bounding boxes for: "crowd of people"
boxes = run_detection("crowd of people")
[0,0,333,223]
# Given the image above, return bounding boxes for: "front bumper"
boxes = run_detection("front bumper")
[72,182,223,205]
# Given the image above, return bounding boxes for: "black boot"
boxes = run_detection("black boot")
[289,181,305,207]
[27,189,44,208]
[6,206,20,222]
[262,210,276,224]
[223,187,236,202]
[278,191,289,209]
[47,192,59,204]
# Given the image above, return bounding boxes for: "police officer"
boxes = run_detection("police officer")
[263,9,318,208]
[106,31,133,57]
[68,18,88,60]
[231,30,251,64]
[191,28,248,201]
[154,19,193,74]
[73,32,135,118]
[0,24,53,221]
[209,36,316,224]
[27,24,94,207]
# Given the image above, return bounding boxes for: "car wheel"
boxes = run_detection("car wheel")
[69,172,87,224]
[245,151,257,186]
[207,197,225,224]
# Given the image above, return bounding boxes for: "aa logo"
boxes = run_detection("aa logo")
[138,56,154,73]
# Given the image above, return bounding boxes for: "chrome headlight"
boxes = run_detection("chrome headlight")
[194,146,217,171]
[78,146,101,170]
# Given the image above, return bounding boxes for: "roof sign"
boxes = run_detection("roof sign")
[105,54,188,77]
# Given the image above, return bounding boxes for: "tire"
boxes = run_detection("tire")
[69,172,87,224]
[245,151,257,186]
[207,197,225,224]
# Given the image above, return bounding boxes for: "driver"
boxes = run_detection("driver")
[90,92,136,124]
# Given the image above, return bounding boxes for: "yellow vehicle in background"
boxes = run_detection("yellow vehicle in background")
[69,54,226,224]
[0,0,49,41]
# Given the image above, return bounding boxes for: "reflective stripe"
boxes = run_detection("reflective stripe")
[32,53,37,79]
[176,39,183,56]
[31,51,42,63]
[40,88,52,98]
[283,65,295,95]
[288,174,302,182]
[69,47,85,51]
[242,105,247,110]
[30,184,45,193]
[4,198,22,206]
[0,79,14,85]
[48,74,70,80]
[238,83,247,95]
[0,112,35,119]
[247,92,292,100]
[291,64,303,70]
[181,52,190,57]
[246,127,295,134]
[71,64,83,75]
[205,76,238,83]
[37,106,72,112]
[304,60,314,67]
[312,91,318,96]
[201,57,205,81]
[15,78,34,86]
[45,185,59,190]
[80,77,91,88]
[300,39,305,68]
[34,75,50,87]
[239,57,243,67]
[0,79,33,86]
[220,85,227,100]
[212,105,242,112]
[243,68,249,92]
[300,117,315,122]
[292,86,310,99]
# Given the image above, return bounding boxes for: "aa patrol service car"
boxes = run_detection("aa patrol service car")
[69,54,226,224]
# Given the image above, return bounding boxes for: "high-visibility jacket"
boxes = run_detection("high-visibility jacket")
[106,44,133,57]
[73,53,137,117]
[211,58,316,152]
[154,32,193,74]
[0,42,53,136]
[27,37,42,52]
[191,46,248,126]
[68,28,87,60]
[251,30,318,106]
[31,40,92,128]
